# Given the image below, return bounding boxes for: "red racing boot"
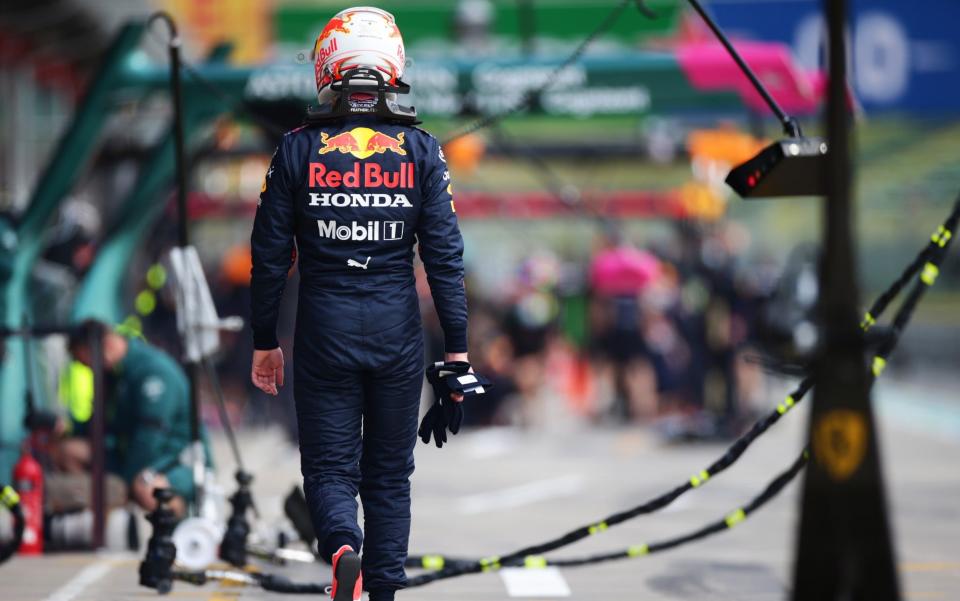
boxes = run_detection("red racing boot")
[330,545,363,601]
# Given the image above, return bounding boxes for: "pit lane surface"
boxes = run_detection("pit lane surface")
[4,377,959,601]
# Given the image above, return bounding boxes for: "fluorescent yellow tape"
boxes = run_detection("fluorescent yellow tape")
[422,555,445,570]
[777,395,796,415]
[627,544,650,557]
[725,508,746,528]
[135,289,157,316]
[872,356,887,377]
[524,556,547,569]
[480,556,501,572]
[932,226,952,248]
[690,470,710,488]
[588,522,608,535]
[146,263,168,289]
[921,262,940,286]
[861,312,876,331]
[1,485,19,508]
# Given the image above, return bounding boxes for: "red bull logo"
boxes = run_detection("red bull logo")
[315,39,338,65]
[318,127,407,159]
[316,14,353,46]
[309,162,415,189]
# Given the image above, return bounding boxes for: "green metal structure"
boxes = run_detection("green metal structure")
[71,46,232,324]
[0,24,146,480]
[0,26,234,481]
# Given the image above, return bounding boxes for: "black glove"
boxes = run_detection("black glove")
[418,361,492,448]
[418,401,449,448]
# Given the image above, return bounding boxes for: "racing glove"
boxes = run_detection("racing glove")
[418,361,492,448]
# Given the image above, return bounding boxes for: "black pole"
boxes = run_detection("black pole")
[89,324,106,549]
[685,0,801,137]
[149,12,203,516]
[791,0,900,599]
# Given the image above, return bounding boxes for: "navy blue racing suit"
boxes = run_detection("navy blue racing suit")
[250,116,467,595]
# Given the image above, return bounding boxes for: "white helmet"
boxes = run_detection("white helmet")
[313,6,406,105]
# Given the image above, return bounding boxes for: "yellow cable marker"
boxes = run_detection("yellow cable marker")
[422,555,445,570]
[777,395,796,415]
[627,544,649,557]
[921,262,939,286]
[861,312,876,330]
[135,289,158,316]
[588,522,608,535]
[524,556,548,569]
[690,470,710,488]
[146,263,168,290]
[931,226,952,248]
[480,556,501,572]
[872,356,887,377]
[725,508,746,528]
[1,485,20,508]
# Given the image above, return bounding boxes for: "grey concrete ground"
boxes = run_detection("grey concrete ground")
[2,375,959,601]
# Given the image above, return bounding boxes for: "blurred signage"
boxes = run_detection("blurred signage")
[158,0,271,64]
[244,55,743,118]
[709,0,960,114]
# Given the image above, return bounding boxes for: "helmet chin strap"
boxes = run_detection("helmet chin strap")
[306,67,419,125]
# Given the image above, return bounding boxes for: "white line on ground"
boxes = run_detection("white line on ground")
[43,558,115,601]
[456,474,585,515]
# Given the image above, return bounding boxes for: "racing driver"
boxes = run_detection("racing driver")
[249,7,468,601]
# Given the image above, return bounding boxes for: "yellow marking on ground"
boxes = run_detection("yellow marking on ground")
[207,594,239,601]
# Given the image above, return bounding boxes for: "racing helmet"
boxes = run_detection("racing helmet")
[313,6,406,105]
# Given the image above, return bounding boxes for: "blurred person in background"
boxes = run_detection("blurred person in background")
[587,225,661,422]
[652,222,764,439]
[249,8,469,601]
[502,254,562,428]
[50,321,211,519]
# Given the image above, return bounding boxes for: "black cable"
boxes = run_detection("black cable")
[400,384,813,587]
[684,0,800,137]
[862,194,960,330]
[870,194,960,373]
[213,448,807,593]
[453,448,809,571]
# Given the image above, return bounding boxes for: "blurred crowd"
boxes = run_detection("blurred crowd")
[439,220,778,440]
[39,197,779,443]
[140,218,776,443]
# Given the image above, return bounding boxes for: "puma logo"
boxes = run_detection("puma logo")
[347,256,371,270]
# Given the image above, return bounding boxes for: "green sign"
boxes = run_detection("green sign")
[242,54,741,119]
[274,1,683,53]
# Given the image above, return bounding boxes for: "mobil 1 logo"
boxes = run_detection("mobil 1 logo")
[318,219,405,242]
